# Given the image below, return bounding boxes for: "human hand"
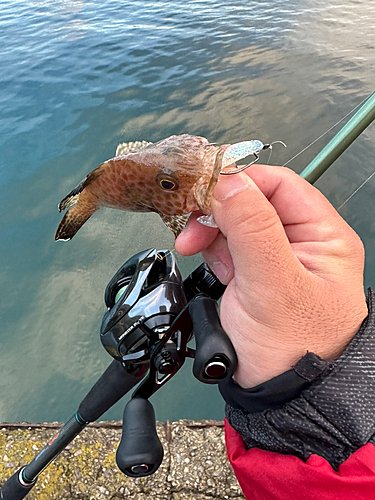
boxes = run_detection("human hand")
[175,165,368,388]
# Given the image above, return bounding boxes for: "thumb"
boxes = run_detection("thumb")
[211,170,301,291]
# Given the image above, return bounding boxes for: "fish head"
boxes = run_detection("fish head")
[122,134,229,216]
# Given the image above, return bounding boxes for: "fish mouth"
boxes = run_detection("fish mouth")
[196,145,230,213]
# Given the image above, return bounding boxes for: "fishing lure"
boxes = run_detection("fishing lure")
[221,140,286,174]
[197,139,286,227]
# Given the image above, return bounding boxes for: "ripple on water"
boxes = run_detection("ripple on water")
[0,0,374,422]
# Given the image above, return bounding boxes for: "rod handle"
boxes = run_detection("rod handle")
[190,295,237,384]
[0,468,35,500]
[78,360,142,422]
[116,398,164,477]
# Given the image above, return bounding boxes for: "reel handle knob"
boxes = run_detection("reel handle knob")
[189,295,237,384]
[116,398,164,477]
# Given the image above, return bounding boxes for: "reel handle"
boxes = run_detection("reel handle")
[116,398,164,477]
[189,295,237,384]
[0,468,35,500]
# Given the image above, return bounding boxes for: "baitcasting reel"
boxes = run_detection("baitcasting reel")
[100,248,237,477]
[0,249,237,499]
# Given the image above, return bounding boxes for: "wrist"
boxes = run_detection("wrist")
[223,288,375,469]
[221,286,368,389]
[220,351,330,413]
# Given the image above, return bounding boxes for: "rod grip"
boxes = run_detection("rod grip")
[78,360,141,422]
[189,295,237,384]
[0,468,35,500]
[116,398,163,477]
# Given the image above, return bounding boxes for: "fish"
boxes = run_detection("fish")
[55,134,267,241]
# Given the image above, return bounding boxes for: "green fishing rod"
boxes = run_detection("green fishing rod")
[299,91,375,184]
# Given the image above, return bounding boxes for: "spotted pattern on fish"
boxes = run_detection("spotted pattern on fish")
[55,134,229,241]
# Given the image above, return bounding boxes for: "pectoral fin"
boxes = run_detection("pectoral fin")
[55,203,98,241]
[160,214,189,238]
[56,163,105,240]
[58,166,103,212]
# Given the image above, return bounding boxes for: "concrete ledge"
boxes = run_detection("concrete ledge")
[0,420,245,500]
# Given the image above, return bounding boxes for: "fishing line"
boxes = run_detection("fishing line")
[267,147,273,165]
[337,170,375,212]
[166,248,179,258]
[282,93,373,167]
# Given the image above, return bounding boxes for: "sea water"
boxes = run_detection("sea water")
[0,0,374,422]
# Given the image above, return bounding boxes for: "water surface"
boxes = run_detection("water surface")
[0,0,374,423]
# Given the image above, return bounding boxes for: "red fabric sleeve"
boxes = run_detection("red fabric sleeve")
[225,419,375,500]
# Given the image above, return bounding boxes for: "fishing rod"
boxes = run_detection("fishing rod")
[222,91,375,199]
[296,91,375,187]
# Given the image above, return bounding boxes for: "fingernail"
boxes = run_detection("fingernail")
[197,214,218,228]
[213,173,253,201]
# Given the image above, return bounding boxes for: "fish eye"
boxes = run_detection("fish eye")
[156,173,179,191]
[160,179,176,190]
